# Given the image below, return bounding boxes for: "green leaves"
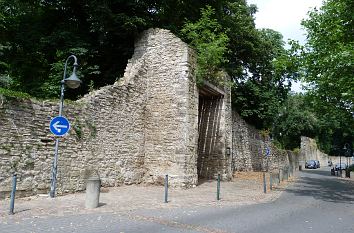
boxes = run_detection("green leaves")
[287,0,354,153]
[301,0,354,112]
[181,6,229,85]
[272,94,318,149]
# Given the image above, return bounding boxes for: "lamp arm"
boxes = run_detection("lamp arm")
[59,55,78,116]
[62,55,78,81]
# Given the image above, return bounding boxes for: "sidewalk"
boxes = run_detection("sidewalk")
[0,172,292,222]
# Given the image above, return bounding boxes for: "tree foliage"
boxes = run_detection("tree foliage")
[273,92,353,154]
[181,6,229,85]
[0,0,151,98]
[232,29,295,129]
[301,0,354,113]
[0,0,299,134]
[292,0,354,154]
[273,94,318,150]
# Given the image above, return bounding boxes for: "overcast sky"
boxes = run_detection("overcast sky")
[247,0,323,92]
[247,0,323,43]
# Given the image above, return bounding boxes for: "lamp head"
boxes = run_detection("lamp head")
[64,64,81,89]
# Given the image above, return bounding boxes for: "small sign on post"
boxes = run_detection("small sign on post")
[266,146,270,157]
[49,116,70,136]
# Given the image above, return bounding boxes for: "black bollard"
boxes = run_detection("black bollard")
[9,174,17,215]
[263,172,267,193]
[164,174,168,203]
[269,172,273,191]
[217,173,221,200]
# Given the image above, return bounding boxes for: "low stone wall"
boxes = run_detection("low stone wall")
[0,97,58,198]
[0,73,150,198]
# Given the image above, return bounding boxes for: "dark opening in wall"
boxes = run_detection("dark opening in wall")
[197,81,224,181]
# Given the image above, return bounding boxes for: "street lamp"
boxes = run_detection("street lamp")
[50,55,81,198]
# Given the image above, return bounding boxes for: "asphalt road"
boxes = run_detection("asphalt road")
[2,167,354,233]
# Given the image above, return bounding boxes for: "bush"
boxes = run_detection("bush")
[0,87,31,99]
[180,6,229,85]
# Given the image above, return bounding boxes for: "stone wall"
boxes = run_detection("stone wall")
[124,28,199,187]
[231,111,262,171]
[231,111,299,176]
[0,97,59,198]
[0,28,298,198]
[300,136,329,167]
[299,136,349,167]
[0,28,200,198]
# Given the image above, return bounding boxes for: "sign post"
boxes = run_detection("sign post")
[49,55,81,198]
[49,116,70,198]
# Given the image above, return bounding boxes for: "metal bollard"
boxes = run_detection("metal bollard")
[269,172,273,191]
[263,172,267,193]
[85,175,101,208]
[285,168,289,180]
[217,173,221,200]
[9,174,17,215]
[164,174,168,203]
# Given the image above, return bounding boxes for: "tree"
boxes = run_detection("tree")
[294,0,354,153]
[301,0,354,114]
[273,94,318,149]
[232,29,296,129]
[180,6,229,85]
[0,0,299,133]
[0,0,152,98]
[306,92,354,155]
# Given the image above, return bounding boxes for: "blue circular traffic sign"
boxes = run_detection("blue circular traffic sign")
[49,116,70,136]
[266,146,270,156]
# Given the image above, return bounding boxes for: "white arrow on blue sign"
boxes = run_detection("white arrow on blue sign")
[49,116,70,136]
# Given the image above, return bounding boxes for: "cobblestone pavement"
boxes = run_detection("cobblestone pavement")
[0,172,292,224]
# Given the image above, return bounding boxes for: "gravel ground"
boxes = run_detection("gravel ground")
[0,172,292,222]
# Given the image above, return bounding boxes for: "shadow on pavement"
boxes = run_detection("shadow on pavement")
[301,169,333,177]
[98,202,107,207]
[13,208,31,214]
[285,170,354,203]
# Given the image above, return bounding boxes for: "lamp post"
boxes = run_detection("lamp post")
[50,55,81,198]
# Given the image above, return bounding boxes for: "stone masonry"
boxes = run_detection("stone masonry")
[1,28,301,198]
[300,136,341,166]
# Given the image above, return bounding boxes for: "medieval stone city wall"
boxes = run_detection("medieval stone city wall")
[0,28,199,198]
[1,28,300,199]
[300,136,345,167]
[231,111,298,176]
